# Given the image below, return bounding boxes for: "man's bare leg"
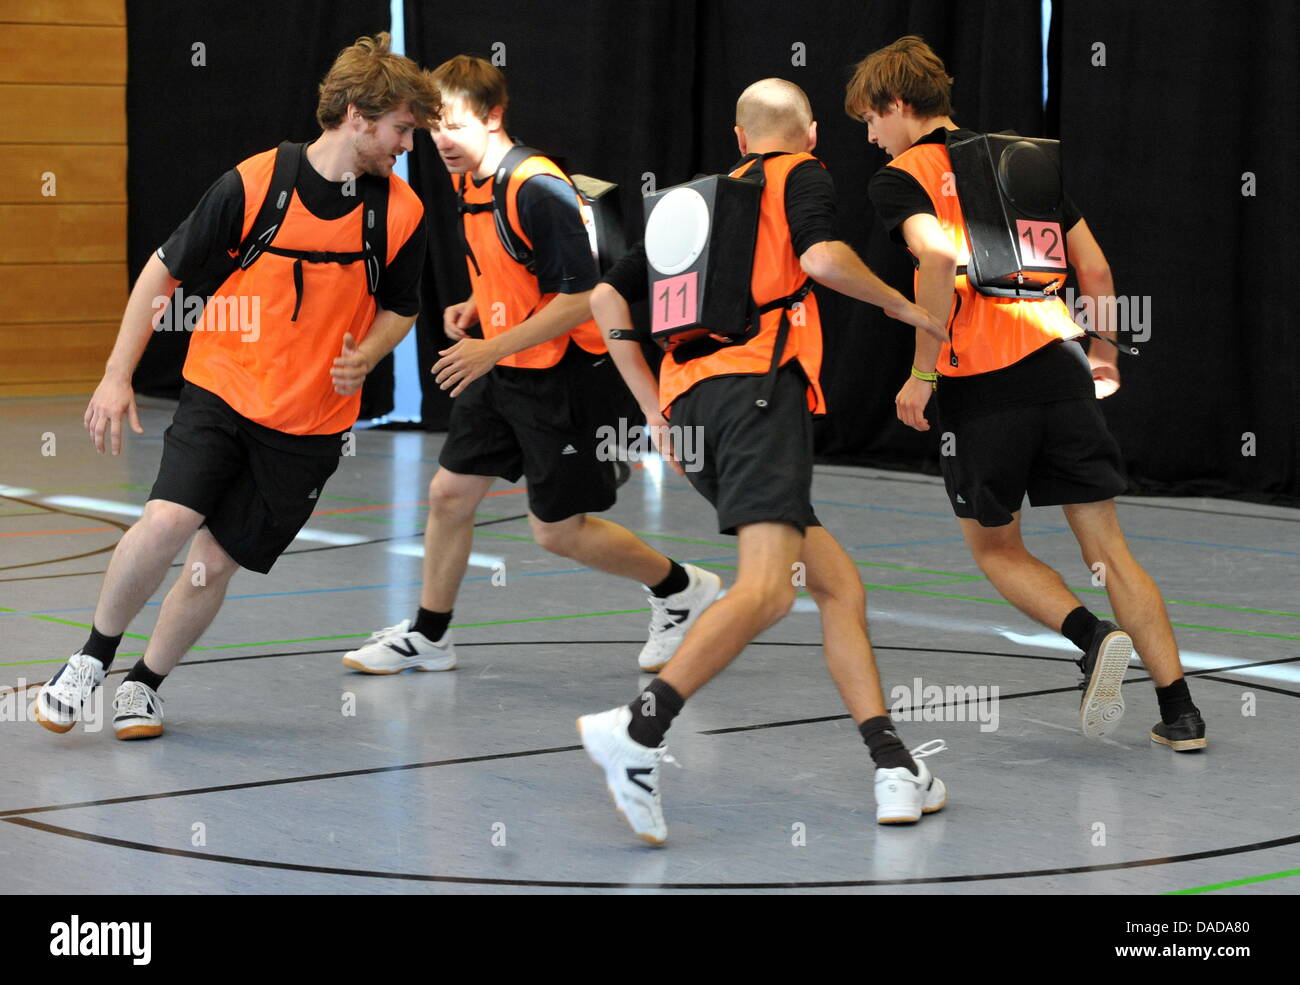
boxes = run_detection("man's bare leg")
[801,526,887,723]
[140,528,241,676]
[529,512,672,587]
[1062,500,1182,687]
[92,500,206,636]
[656,522,803,698]
[419,468,496,612]
[959,512,1083,631]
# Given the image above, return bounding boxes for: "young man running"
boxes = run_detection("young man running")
[35,34,438,740]
[850,35,1206,750]
[343,56,720,677]
[578,79,952,844]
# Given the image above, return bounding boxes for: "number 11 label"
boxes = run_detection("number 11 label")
[651,272,699,335]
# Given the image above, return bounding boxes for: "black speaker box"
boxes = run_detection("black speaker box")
[641,174,762,350]
[947,133,1068,298]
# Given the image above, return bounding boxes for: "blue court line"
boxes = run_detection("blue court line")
[810,498,956,519]
[1125,533,1300,558]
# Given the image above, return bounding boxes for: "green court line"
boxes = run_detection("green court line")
[1167,867,1300,894]
[0,607,148,640]
[1071,585,1300,621]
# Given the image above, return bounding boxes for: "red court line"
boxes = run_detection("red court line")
[0,526,115,539]
[309,487,526,517]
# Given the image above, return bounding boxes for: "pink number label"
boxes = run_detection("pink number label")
[651,272,699,335]
[1016,220,1067,269]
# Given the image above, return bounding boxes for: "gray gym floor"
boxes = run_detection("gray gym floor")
[2,394,1297,895]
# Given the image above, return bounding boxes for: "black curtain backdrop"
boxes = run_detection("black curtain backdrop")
[1056,0,1300,504]
[126,0,394,415]
[125,1,1300,503]
[403,0,1049,454]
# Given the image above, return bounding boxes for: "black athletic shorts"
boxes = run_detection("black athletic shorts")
[935,395,1128,527]
[670,363,821,536]
[438,345,619,523]
[149,384,341,573]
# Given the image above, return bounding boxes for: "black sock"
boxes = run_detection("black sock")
[1155,677,1197,724]
[80,626,123,672]
[414,608,452,642]
[125,658,166,692]
[859,715,917,775]
[627,678,685,748]
[648,560,689,598]
[1061,606,1101,652]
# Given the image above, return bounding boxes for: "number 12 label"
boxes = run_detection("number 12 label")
[651,272,699,334]
[1016,220,1067,268]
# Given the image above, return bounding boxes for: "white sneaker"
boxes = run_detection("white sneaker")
[875,739,948,824]
[342,619,457,674]
[577,705,669,845]
[113,680,164,740]
[35,652,105,734]
[637,564,723,672]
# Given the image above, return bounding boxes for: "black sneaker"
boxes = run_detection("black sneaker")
[1076,620,1133,738]
[1151,710,1207,752]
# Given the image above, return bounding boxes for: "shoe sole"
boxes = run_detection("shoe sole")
[1080,630,1132,738]
[1150,731,1208,752]
[878,794,947,825]
[115,723,163,740]
[576,717,665,846]
[34,701,75,734]
[341,656,456,674]
[637,571,724,673]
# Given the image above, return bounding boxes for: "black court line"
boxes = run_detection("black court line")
[0,513,531,582]
[811,468,1300,523]
[7,816,1299,890]
[0,495,128,571]
[2,654,1293,889]
[0,642,1095,694]
[3,659,1284,817]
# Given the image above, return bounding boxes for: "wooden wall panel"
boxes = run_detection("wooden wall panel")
[0,5,125,396]
[0,145,126,203]
[0,0,123,25]
[0,25,125,84]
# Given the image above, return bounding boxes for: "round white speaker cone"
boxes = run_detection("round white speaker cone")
[645,187,710,275]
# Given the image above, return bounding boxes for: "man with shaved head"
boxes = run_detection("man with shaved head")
[576,79,951,844]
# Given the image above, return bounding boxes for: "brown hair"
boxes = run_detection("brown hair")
[430,54,508,123]
[844,35,954,120]
[317,33,442,130]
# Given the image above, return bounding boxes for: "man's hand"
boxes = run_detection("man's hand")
[443,298,478,341]
[434,337,503,397]
[331,332,371,395]
[84,374,143,455]
[644,409,685,477]
[885,294,948,344]
[895,374,934,431]
[1089,348,1121,399]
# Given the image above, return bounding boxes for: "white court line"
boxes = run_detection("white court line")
[386,543,505,570]
[41,495,143,517]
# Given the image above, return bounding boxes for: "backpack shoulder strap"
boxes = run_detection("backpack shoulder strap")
[492,142,548,269]
[238,140,303,270]
[360,173,389,296]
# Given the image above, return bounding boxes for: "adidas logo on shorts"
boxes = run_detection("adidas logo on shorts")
[561,444,577,455]
[308,488,319,500]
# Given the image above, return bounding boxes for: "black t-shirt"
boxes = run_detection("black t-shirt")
[602,154,838,304]
[464,171,599,294]
[157,144,426,316]
[868,127,1093,407]
[868,127,1081,247]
